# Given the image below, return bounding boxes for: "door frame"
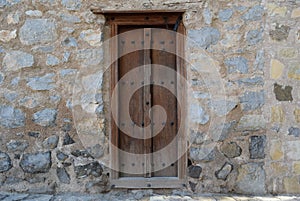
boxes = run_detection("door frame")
[93,10,187,188]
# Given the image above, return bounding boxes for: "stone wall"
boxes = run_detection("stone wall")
[0,0,299,195]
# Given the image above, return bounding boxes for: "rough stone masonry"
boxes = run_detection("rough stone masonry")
[0,0,299,195]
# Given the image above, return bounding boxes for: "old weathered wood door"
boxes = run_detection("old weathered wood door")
[96,11,186,188]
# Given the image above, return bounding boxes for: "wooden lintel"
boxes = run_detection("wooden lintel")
[91,9,186,15]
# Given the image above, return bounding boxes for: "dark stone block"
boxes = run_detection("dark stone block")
[188,165,202,179]
[56,151,68,161]
[57,167,71,184]
[250,136,266,159]
[270,24,291,41]
[63,133,75,145]
[71,150,93,158]
[273,83,293,101]
[0,151,12,173]
[74,162,103,178]
[288,127,300,137]
[189,181,197,192]
[28,131,40,138]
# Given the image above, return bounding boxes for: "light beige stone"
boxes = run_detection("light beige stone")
[295,109,300,123]
[279,48,297,58]
[0,30,17,42]
[270,59,284,79]
[270,163,288,176]
[293,162,300,174]
[288,64,300,80]
[283,177,300,193]
[291,7,300,18]
[271,106,285,123]
[267,3,287,17]
[270,140,284,160]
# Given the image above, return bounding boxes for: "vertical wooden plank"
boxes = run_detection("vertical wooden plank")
[144,28,152,178]
[110,23,119,180]
[176,22,187,180]
[151,28,178,177]
[118,27,145,177]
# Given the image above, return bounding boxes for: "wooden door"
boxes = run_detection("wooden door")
[103,12,187,188]
[117,26,178,178]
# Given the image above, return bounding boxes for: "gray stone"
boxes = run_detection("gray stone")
[0,193,28,200]
[19,96,40,108]
[32,46,55,53]
[190,130,205,145]
[213,121,237,141]
[273,83,293,102]
[236,115,266,131]
[236,163,266,194]
[62,52,71,62]
[20,152,52,173]
[189,103,209,125]
[25,10,43,17]
[188,27,221,49]
[240,90,265,111]
[225,56,248,74]
[270,24,291,41]
[246,29,263,45]
[220,142,242,158]
[4,92,18,102]
[0,0,7,7]
[4,176,23,185]
[288,127,300,137]
[20,19,57,45]
[6,140,29,152]
[237,77,264,86]
[27,73,56,90]
[22,194,53,201]
[76,49,103,65]
[0,73,4,84]
[61,0,81,10]
[33,108,57,127]
[62,37,77,47]
[189,181,197,192]
[46,54,60,66]
[241,5,264,21]
[87,144,105,159]
[56,151,68,161]
[250,135,266,159]
[203,8,212,24]
[61,13,81,23]
[42,135,59,149]
[190,147,215,162]
[0,151,12,173]
[0,46,5,53]
[57,167,71,184]
[74,162,103,178]
[188,165,202,179]
[60,69,77,77]
[210,100,238,116]
[254,50,264,71]
[2,51,34,71]
[28,131,40,138]
[50,95,61,104]
[218,8,233,22]
[215,162,233,180]
[10,77,20,86]
[0,105,25,128]
[63,133,75,145]
[71,150,92,158]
